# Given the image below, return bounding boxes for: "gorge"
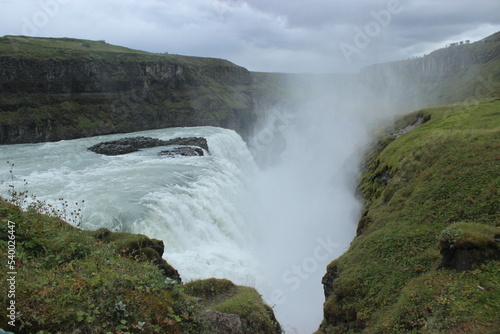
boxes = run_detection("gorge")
[0,32,499,333]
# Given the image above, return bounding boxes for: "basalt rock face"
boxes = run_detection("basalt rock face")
[359,31,500,110]
[0,36,256,144]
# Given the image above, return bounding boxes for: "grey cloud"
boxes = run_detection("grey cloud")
[0,0,499,73]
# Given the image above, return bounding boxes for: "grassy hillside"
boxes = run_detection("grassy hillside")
[0,35,219,65]
[0,198,280,334]
[317,98,500,333]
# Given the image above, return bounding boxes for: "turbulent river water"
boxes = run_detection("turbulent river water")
[1,112,367,332]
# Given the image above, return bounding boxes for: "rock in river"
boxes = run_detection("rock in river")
[88,136,209,156]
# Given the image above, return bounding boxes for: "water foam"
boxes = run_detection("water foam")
[0,127,258,286]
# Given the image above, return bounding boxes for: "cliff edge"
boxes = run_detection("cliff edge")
[359,31,500,111]
[0,36,256,144]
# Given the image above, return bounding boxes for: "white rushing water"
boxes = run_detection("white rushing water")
[245,99,370,333]
[0,105,372,333]
[0,127,260,286]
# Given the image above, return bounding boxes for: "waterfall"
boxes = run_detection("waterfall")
[0,102,376,333]
[0,127,259,287]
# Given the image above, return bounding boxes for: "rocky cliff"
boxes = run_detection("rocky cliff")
[359,31,500,110]
[0,36,257,144]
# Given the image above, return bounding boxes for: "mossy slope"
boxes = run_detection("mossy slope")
[0,200,280,333]
[318,99,500,333]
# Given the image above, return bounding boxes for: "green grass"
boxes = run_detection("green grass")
[0,199,211,333]
[0,35,178,64]
[318,98,500,333]
[0,35,253,71]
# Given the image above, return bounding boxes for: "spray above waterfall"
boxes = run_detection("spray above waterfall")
[0,73,411,333]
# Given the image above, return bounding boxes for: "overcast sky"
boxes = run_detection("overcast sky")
[1,0,499,73]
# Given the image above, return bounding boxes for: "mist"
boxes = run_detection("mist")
[245,73,412,333]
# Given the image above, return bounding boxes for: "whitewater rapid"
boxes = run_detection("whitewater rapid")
[0,127,260,286]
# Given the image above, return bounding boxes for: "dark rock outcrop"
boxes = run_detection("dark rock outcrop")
[88,136,170,155]
[321,266,339,300]
[439,245,500,272]
[162,136,209,151]
[356,214,373,236]
[391,116,426,138]
[158,146,204,157]
[88,136,208,156]
[204,310,242,334]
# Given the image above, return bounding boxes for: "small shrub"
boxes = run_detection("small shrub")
[439,224,463,249]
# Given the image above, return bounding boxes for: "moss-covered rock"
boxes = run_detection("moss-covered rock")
[185,278,238,303]
[438,223,500,271]
[185,278,282,334]
[90,227,181,281]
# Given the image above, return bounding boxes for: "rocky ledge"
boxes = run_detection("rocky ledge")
[88,136,209,156]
